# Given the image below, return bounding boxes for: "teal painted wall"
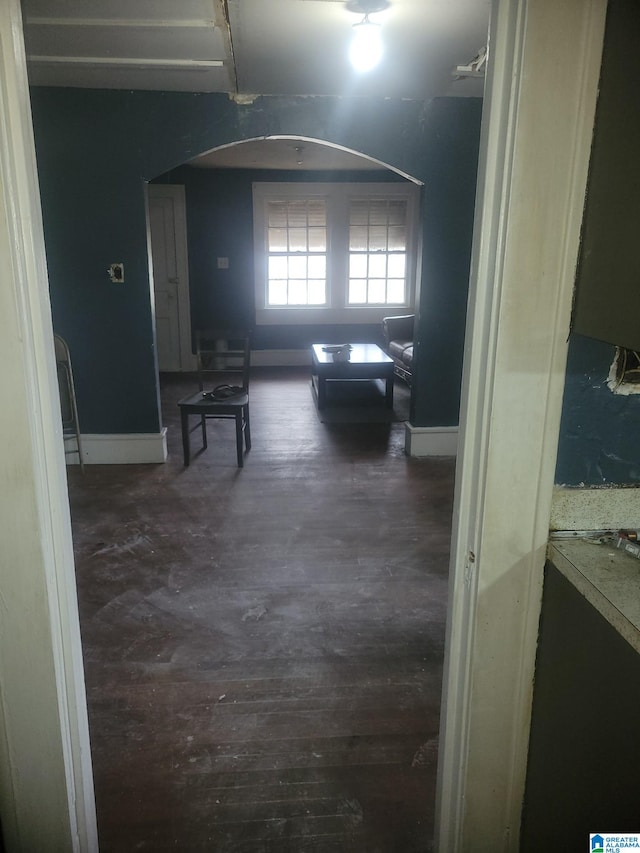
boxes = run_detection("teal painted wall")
[29,88,481,435]
[555,335,640,485]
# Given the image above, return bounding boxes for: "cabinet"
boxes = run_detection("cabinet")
[571,0,640,351]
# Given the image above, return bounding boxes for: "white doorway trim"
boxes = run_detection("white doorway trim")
[0,0,607,849]
[435,0,607,849]
[0,1,97,850]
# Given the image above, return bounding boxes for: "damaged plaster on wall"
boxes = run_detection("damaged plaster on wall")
[607,346,640,395]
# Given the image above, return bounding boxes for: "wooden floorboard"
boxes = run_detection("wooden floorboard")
[68,367,454,852]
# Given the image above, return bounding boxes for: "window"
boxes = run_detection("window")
[266,199,327,306]
[254,182,420,324]
[348,198,408,306]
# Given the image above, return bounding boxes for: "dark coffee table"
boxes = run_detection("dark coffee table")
[311,343,395,410]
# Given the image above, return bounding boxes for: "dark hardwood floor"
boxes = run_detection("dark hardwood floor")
[67,368,455,853]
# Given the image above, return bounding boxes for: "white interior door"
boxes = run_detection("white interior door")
[148,184,194,371]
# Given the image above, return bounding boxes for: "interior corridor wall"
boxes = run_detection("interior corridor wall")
[29,88,481,435]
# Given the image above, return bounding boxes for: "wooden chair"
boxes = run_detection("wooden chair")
[54,334,84,471]
[177,330,251,467]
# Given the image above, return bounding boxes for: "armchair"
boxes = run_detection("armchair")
[382,314,415,385]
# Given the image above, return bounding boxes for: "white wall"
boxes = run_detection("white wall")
[0,2,97,850]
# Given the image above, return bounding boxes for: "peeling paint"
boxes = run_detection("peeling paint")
[228,93,259,106]
[607,347,640,395]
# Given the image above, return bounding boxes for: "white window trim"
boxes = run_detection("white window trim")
[253,181,420,325]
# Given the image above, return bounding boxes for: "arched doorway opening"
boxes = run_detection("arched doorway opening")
[147,135,423,403]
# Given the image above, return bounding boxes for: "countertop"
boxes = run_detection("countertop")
[548,538,640,654]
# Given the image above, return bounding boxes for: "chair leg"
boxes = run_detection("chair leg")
[244,404,251,451]
[235,411,244,467]
[181,408,190,467]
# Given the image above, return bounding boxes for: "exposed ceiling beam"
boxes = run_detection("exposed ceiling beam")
[27,56,224,70]
[24,18,218,29]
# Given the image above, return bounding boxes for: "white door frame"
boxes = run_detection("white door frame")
[147,183,196,371]
[0,0,606,850]
[0,1,97,850]
[435,0,606,849]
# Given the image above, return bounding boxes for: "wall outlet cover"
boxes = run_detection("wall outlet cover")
[108,263,124,283]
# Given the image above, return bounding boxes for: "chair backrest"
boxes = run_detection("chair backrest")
[53,333,84,471]
[195,330,251,393]
[54,334,76,428]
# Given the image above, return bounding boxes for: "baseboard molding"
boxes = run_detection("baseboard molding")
[550,485,640,531]
[64,429,168,465]
[251,349,310,367]
[404,424,459,457]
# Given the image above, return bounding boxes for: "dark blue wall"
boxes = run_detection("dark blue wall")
[153,165,405,352]
[412,100,483,427]
[555,334,640,485]
[29,88,481,434]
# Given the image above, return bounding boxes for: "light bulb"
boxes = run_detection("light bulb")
[349,17,383,72]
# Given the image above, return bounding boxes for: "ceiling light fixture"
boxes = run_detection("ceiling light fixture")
[346,0,389,73]
[453,46,488,81]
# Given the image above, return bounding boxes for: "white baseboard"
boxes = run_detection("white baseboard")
[64,429,168,465]
[404,424,459,457]
[550,485,640,531]
[251,349,310,367]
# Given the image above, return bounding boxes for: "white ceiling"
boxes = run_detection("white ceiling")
[20,0,489,169]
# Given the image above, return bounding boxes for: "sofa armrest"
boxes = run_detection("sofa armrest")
[382,314,415,347]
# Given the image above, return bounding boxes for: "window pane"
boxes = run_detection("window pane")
[308,255,326,278]
[349,201,368,225]
[268,228,288,251]
[388,225,406,250]
[349,253,367,277]
[308,280,326,304]
[349,279,367,304]
[368,226,387,251]
[307,201,325,227]
[349,225,368,251]
[269,256,288,279]
[287,201,308,227]
[388,254,406,277]
[288,256,307,278]
[289,280,308,304]
[268,280,288,305]
[368,201,388,226]
[388,200,407,225]
[288,228,307,251]
[387,279,405,303]
[308,227,326,251]
[368,254,387,277]
[267,202,288,228]
[368,279,386,303]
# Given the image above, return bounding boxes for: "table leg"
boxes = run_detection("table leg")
[181,408,190,466]
[317,375,327,409]
[385,374,394,409]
